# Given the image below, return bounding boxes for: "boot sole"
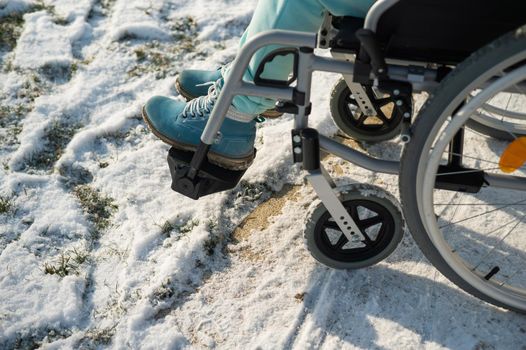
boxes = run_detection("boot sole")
[175,78,284,119]
[141,106,255,171]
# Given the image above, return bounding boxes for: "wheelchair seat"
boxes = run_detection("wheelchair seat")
[330,0,526,65]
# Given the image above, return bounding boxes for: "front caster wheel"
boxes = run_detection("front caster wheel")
[330,78,404,142]
[305,184,404,269]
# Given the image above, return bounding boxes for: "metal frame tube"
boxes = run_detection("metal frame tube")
[364,0,400,32]
[294,48,315,129]
[485,173,526,192]
[319,135,399,174]
[238,82,294,100]
[201,30,317,144]
[311,56,354,74]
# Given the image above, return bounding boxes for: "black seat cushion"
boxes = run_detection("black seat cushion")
[331,0,526,65]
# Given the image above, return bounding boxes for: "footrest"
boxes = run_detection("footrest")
[167,147,250,200]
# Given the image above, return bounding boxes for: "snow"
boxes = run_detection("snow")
[1,0,525,349]
[14,11,87,69]
[0,0,35,17]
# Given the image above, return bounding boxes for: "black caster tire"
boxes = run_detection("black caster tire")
[305,184,404,269]
[329,78,403,143]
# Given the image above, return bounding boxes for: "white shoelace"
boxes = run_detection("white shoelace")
[181,79,222,119]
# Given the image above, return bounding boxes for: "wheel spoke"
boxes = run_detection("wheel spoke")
[345,95,358,105]
[334,234,348,250]
[349,204,359,220]
[438,198,526,229]
[472,212,526,271]
[361,231,374,246]
[376,109,391,124]
[359,215,383,229]
[375,98,392,107]
[355,113,368,127]
[324,222,341,230]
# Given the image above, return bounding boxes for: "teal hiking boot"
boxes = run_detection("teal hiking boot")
[143,80,256,170]
[175,68,222,101]
[175,68,283,119]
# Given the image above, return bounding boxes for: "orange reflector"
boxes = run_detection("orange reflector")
[499,137,526,173]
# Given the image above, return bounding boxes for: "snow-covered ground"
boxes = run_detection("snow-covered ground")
[0,0,525,349]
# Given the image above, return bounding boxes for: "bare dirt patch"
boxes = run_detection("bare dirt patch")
[232,184,301,242]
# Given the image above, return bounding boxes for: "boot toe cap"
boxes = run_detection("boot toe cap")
[144,96,184,131]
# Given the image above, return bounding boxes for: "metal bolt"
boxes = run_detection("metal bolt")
[403,112,411,118]
[293,135,301,143]
[393,89,400,96]
[396,100,403,106]
[378,68,384,73]
[294,147,302,154]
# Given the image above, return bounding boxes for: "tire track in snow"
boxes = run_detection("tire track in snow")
[281,269,335,350]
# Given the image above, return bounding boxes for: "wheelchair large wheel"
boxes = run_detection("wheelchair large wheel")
[305,184,404,270]
[329,78,403,142]
[400,26,526,312]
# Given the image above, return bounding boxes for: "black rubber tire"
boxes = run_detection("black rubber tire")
[399,26,526,313]
[329,78,402,143]
[305,184,404,270]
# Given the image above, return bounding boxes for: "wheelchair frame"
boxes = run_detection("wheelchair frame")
[171,0,526,244]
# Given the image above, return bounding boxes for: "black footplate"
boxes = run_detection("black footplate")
[167,147,250,200]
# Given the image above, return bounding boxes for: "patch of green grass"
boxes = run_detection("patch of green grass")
[203,234,221,256]
[214,42,226,50]
[26,121,81,171]
[237,180,271,202]
[43,248,88,277]
[2,54,15,72]
[74,185,118,232]
[179,218,199,233]
[171,16,197,38]
[158,218,199,236]
[58,164,94,187]
[0,195,14,214]
[0,13,25,50]
[134,48,146,61]
[40,62,78,83]
[0,74,46,147]
[17,73,45,102]
[87,0,117,19]
[206,218,218,232]
[0,104,29,122]
[78,324,117,347]
[152,278,174,301]
[127,16,204,79]
[159,220,175,235]
[0,104,30,145]
[32,1,69,25]
[0,2,68,51]
[12,327,72,350]
[100,0,117,12]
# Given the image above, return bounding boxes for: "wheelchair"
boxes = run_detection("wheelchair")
[165,0,526,312]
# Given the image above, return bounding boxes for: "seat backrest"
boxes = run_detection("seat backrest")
[331,0,526,65]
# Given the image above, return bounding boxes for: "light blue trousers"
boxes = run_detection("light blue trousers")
[225,0,375,115]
